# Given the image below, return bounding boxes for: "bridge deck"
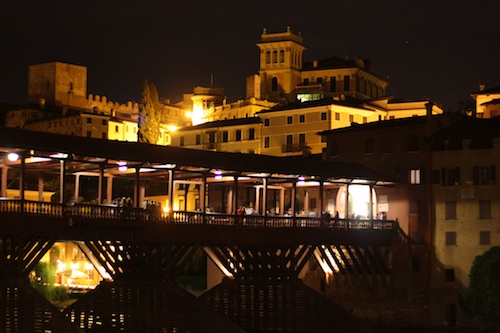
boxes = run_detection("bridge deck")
[0,199,394,246]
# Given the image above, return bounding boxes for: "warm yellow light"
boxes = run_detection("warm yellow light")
[168,125,178,132]
[185,111,192,118]
[191,105,204,126]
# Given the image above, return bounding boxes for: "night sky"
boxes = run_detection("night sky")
[1,1,499,112]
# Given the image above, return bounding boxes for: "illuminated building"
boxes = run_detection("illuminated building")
[5,61,187,144]
[320,112,500,327]
[251,26,388,103]
[172,27,443,156]
[470,84,500,118]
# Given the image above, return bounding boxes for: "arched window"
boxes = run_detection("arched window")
[271,77,278,92]
[279,50,285,63]
[272,50,278,63]
[265,51,271,64]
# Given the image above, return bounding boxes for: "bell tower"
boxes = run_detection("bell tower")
[256,27,306,102]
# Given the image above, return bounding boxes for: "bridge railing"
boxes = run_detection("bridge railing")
[0,199,395,230]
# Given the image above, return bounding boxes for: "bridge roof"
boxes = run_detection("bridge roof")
[0,127,397,185]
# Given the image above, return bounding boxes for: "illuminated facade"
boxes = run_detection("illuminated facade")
[470,84,500,118]
[431,116,500,308]
[321,113,500,327]
[252,27,388,103]
[172,28,443,156]
[7,61,187,144]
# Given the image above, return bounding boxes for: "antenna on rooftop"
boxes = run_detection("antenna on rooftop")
[210,74,214,87]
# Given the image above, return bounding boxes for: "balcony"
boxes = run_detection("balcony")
[282,143,310,153]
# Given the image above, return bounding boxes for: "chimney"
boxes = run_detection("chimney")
[313,60,318,68]
[479,83,486,91]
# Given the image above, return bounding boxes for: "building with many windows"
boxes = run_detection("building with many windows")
[319,112,500,327]
[172,27,443,156]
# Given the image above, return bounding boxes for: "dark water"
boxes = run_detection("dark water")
[371,329,495,333]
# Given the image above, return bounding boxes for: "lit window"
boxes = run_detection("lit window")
[410,169,421,184]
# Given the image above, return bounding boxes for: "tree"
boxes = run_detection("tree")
[138,80,161,144]
[460,246,500,322]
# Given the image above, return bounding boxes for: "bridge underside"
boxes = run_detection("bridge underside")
[0,231,393,332]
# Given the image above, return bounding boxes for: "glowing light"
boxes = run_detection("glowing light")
[214,170,222,180]
[155,163,176,169]
[185,111,192,119]
[50,152,68,159]
[118,161,128,172]
[7,152,19,162]
[191,105,204,126]
[167,125,178,132]
[297,176,305,185]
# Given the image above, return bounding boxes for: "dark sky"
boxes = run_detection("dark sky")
[1,1,499,111]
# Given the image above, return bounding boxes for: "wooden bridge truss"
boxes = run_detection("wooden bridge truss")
[0,128,399,332]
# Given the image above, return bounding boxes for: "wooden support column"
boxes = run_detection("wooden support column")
[233,175,239,223]
[345,183,350,220]
[319,179,324,215]
[369,184,374,221]
[1,166,7,197]
[98,163,104,204]
[304,190,309,213]
[106,175,114,204]
[291,180,297,226]
[59,159,65,204]
[279,187,285,215]
[167,169,175,219]
[74,174,80,202]
[262,177,268,217]
[255,186,260,214]
[201,173,207,223]
[38,172,44,202]
[20,154,26,212]
[134,167,140,208]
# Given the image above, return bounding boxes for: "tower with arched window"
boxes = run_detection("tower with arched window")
[256,26,306,103]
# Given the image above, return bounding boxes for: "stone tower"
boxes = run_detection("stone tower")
[28,61,87,110]
[256,27,306,103]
